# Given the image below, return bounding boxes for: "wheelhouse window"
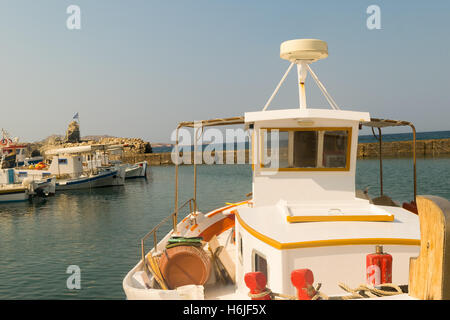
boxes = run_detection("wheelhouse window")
[253,251,268,280]
[260,127,351,171]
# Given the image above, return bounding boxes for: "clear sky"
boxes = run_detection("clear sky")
[1,0,449,143]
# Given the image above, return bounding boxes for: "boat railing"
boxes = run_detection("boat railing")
[140,198,196,268]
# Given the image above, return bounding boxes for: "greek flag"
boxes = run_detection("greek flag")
[73,112,79,120]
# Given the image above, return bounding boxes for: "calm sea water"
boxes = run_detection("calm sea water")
[0,158,449,300]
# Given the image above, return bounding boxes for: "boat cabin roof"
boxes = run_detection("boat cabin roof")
[45,144,124,156]
[245,108,370,124]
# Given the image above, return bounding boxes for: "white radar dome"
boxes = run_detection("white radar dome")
[280,39,328,62]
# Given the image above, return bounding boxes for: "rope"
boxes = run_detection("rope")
[247,288,296,300]
[247,282,404,300]
[311,283,329,300]
[337,282,404,300]
[247,283,328,300]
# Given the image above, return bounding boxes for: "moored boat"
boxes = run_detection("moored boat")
[125,161,148,179]
[55,167,124,191]
[0,184,31,203]
[17,145,126,191]
[123,39,444,300]
[0,168,53,202]
[0,129,43,168]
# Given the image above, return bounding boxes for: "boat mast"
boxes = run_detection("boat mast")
[297,62,308,109]
[262,39,340,112]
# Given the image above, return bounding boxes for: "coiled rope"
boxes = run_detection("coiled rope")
[247,283,329,300]
[337,282,404,299]
[247,282,405,300]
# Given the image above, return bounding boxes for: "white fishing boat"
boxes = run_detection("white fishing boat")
[54,169,124,190]
[49,145,126,191]
[123,39,445,300]
[15,169,56,195]
[0,168,53,202]
[83,144,147,179]
[88,144,149,179]
[0,183,31,203]
[125,161,148,179]
[17,145,126,191]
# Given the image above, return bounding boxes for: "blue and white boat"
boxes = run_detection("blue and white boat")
[54,167,124,191]
[39,145,125,191]
[83,144,148,179]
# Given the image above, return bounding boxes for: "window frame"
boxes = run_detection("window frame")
[252,249,269,282]
[259,127,352,172]
[238,232,243,264]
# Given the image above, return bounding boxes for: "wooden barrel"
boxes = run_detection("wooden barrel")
[159,245,211,289]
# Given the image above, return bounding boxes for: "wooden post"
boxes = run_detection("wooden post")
[409,195,450,299]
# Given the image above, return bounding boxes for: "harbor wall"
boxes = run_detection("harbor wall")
[357,138,450,158]
[120,138,450,165]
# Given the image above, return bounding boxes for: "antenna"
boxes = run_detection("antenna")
[262,39,340,111]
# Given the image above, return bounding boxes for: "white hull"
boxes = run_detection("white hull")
[0,187,29,203]
[125,161,148,179]
[56,169,125,191]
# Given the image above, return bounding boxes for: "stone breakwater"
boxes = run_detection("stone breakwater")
[28,120,153,156]
[31,137,152,156]
[120,138,450,166]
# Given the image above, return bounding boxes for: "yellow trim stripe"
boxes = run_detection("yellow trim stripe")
[236,212,419,250]
[0,188,26,194]
[286,214,394,223]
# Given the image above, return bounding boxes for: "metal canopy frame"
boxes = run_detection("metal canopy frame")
[173,116,418,227]
[361,118,417,203]
[174,116,245,229]
[177,116,245,129]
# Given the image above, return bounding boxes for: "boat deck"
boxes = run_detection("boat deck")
[236,202,420,249]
